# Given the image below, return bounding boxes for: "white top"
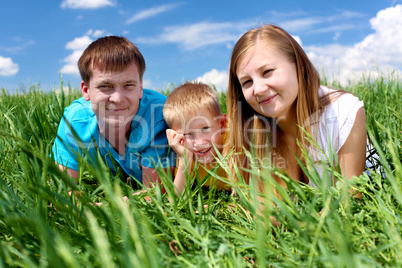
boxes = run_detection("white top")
[307,86,364,188]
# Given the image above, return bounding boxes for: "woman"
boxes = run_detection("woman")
[224,24,366,190]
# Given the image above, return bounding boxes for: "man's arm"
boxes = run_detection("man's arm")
[142,166,161,188]
[57,163,79,179]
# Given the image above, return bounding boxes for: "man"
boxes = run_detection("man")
[52,36,173,188]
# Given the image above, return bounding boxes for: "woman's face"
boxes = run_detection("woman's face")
[237,41,299,122]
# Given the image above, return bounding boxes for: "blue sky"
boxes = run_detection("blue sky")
[1,0,402,93]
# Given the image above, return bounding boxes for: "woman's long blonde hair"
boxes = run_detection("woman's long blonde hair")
[224,24,327,184]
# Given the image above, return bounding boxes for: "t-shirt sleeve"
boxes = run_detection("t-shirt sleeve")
[52,99,96,171]
[52,113,80,171]
[313,88,365,159]
[335,94,364,153]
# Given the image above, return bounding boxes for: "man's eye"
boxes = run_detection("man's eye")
[98,85,112,89]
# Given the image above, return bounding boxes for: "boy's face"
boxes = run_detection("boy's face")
[172,109,226,165]
[81,62,143,130]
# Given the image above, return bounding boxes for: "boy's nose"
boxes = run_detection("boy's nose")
[193,137,207,146]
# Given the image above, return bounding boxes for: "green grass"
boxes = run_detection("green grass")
[0,73,401,267]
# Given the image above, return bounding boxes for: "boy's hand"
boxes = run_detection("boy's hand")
[166,129,185,156]
[166,129,193,165]
[167,129,194,195]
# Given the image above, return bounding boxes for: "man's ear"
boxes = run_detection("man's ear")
[139,79,144,99]
[81,80,90,101]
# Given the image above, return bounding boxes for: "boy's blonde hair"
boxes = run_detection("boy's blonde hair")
[163,81,221,128]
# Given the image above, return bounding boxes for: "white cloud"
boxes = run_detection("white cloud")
[135,21,254,50]
[278,10,364,34]
[281,18,322,32]
[142,79,152,89]
[60,30,107,75]
[292,35,302,46]
[55,86,71,95]
[0,56,18,76]
[306,44,348,58]
[126,4,180,25]
[0,39,35,54]
[92,30,107,38]
[305,4,402,85]
[61,0,115,9]
[60,50,85,75]
[311,24,356,34]
[195,69,228,92]
[65,36,93,51]
[333,32,341,42]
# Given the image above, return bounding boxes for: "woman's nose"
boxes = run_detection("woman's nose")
[253,78,268,96]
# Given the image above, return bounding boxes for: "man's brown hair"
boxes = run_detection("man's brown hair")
[78,36,146,85]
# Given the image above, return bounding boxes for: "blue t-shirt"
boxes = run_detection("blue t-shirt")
[52,89,174,182]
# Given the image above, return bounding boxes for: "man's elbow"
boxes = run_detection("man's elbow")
[56,162,79,179]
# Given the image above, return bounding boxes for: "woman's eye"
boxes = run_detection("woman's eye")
[241,80,252,88]
[183,133,191,138]
[202,126,210,131]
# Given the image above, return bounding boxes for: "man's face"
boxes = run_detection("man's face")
[81,62,143,130]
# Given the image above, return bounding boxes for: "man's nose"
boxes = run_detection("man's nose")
[109,87,125,102]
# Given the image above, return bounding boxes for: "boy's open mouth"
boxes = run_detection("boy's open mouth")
[195,147,211,156]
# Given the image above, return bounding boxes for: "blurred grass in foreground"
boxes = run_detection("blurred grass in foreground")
[0,73,401,267]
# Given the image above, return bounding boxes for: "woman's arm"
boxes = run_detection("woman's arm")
[337,107,367,181]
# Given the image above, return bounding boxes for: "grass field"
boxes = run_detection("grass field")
[0,74,401,267]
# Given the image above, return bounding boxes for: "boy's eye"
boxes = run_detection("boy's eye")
[263,69,273,76]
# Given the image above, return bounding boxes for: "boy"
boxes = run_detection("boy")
[163,81,228,194]
[52,36,174,188]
